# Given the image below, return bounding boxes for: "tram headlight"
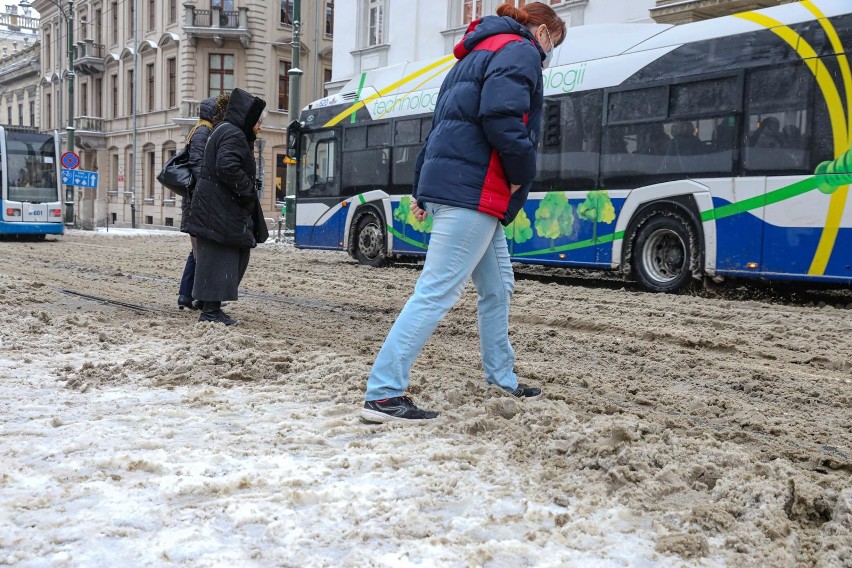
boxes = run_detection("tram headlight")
[6,208,21,216]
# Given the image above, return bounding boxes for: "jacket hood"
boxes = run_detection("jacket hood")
[223,88,267,143]
[199,97,217,123]
[453,15,544,61]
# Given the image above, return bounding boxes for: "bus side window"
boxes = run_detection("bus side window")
[392,117,427,194]
[342,123,391,195]
[743,64,812,174]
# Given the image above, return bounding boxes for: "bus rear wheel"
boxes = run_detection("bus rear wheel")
[354,210,387,268]
[631,209,699,293]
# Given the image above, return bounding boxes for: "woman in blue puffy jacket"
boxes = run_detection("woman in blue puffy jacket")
[361,2,565,423]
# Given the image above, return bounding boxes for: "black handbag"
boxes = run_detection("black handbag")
[157,145,193,198]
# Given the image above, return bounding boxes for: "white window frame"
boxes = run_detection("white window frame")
[366,0,385,47]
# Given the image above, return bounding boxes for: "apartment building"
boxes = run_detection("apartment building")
[0,5,39,128]
[32,0,333,229]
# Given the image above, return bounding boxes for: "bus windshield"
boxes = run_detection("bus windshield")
[4,131,58,203]
[299,130,338,197]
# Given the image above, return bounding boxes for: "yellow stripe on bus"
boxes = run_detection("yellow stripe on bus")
[735,10,850,276]
[375,61,456,120]
[800,0,852,136]
[323,55,456,128]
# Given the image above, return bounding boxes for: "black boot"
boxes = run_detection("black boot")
[178,295,197,310]
[198,301,238,326]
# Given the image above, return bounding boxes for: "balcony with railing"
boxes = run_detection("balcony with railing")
[74,116,107,149]
[183,6,250,48]
[0,12,39,31]
[74,39,105,75]
[650,0,791,23]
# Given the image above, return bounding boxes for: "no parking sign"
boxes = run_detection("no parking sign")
[61,151,80,170]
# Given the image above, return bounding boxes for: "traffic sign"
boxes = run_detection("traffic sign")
[61,168,99,188]
[61,151,80,170]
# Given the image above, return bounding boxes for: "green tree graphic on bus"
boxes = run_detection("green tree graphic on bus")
[576,190,616,244]
[394,196,412,239]
[409,207,433,242]
[504,208,533,243]
[534,192,574,250]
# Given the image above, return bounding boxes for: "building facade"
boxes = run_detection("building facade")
[0,5,39,128]
[32,0,333,229]
[328,0,657,93]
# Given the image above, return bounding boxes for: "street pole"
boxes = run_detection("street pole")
[65,0,75,226]
[284,0,302,232]
[130,0,138,228]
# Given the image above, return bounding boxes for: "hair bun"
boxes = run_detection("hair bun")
[496,2,529,25]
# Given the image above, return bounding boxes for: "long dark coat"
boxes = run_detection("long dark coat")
[180,96,216,233]
[185,88,266,248]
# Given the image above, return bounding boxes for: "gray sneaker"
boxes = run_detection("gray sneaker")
[361,396,439,423]
[493,383,542,399]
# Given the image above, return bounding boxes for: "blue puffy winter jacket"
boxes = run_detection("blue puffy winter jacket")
[414,15,545,225]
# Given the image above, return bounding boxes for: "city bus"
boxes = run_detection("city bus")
[289,0,852,292]
[0,126,63,239]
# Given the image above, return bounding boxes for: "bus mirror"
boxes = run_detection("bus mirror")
[286,120,302,158]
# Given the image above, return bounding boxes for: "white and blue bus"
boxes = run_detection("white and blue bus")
[289,0,852,292]
[0,126,64,239]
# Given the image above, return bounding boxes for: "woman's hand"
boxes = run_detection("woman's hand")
[510,184,521,194]
[410,197,428,222]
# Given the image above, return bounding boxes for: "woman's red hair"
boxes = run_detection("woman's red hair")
[496,2,566,46]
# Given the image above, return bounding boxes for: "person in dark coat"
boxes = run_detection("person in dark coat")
[360,2,565,423]
[185,88,267,326]
[177,93,229,310]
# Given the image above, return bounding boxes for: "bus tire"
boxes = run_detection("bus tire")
[353,209,387,268]
[630,208,700,293]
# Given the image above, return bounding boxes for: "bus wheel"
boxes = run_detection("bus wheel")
[631,209,699,293]
[354,210,387,268]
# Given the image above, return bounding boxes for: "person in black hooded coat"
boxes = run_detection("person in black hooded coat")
[186,88,267,326]
[177,94,228,310]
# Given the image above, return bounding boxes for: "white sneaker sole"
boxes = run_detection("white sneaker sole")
[490,384,542,400]
[359,408,439,423]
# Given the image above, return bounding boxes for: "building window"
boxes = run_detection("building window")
[147,63,155,111]
[165,217,174,226]
[129,0,135,38]
[324,68,332,98]
[462,0,482,25]
[95,78,103,116]
[95,8,102,44]
[45,31,50,68]
[325,0,334,36]
[111,153,119,190]
[7,106,11,125]
[127,69,134,115]
[167,58,176,108]
[278,60,291,111]
[18,103,23,126]
[46,93,51,129]
[81,82,88,116]
[111,2,118,44]
[147,151,155,198]
[145,215,153,225]
[29,101,35,125]
[367,0,384,46]
[111,73,118,117]
[281,0,294,25]
[148,0,156,30]
[208,53,235,98]
[169,0,177,23]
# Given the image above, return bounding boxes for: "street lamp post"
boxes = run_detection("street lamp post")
[25,0,75,224]
[65,0,75,226]
[285,0,303,232]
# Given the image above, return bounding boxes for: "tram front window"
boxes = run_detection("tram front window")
[5,132,58,203]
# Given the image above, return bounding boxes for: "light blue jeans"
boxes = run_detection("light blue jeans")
[365,202,518,401]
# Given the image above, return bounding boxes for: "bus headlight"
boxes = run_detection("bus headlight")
[6,208,21,216]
